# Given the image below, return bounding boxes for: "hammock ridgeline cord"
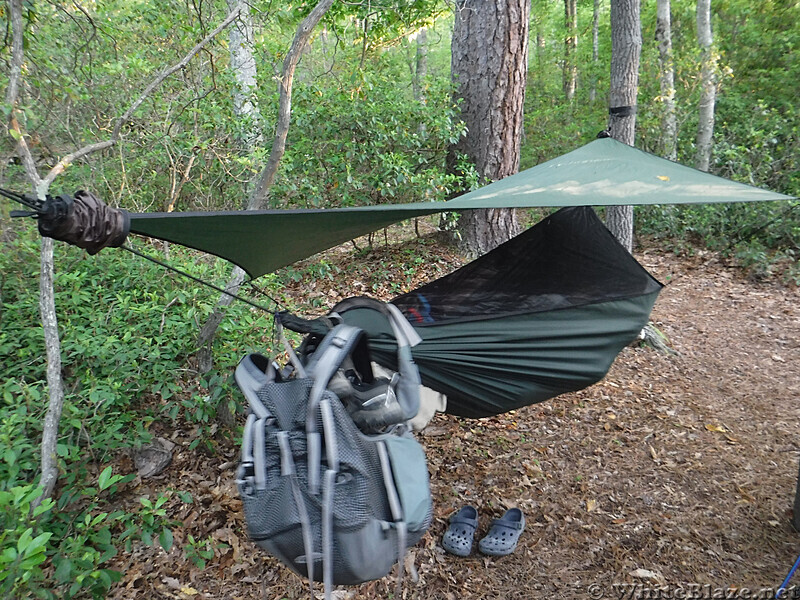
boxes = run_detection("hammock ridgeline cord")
[121,244,283,314]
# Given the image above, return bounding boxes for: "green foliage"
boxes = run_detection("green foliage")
[0,486,54,598]
[274,67,470,209]
[520,0,799,276]
[0,222,281,597]
[183,534,225,570]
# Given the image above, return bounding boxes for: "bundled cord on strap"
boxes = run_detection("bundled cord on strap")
[3,188,130,254]
[2,186,282,316]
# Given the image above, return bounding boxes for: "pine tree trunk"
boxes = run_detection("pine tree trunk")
[451,0,530,256]
[563,0,578,101]
[696,0,716,172]
[605,0,641,253]
[656,0,677,160]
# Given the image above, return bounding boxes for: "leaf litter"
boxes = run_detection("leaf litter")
[107,226,800,599]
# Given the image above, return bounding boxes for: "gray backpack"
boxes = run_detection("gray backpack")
[235,311,432,599]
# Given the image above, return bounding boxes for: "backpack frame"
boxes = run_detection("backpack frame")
[235,309,431,599]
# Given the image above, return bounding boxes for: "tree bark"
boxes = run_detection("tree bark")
[413,28,428,104]
[37,237,65,504]
[696,0,716,172]
[227,0,263,154]
[656,0,677,160]
[590,0,600,102]
[451,0,530,256]
[605,0,641,253]
[563,0,578,102]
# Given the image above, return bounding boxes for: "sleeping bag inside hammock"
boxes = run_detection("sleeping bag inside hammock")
[287,206,663,418]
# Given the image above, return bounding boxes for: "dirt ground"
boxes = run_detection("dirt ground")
[109,234,800,600]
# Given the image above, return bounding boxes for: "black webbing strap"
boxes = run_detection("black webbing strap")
[609,105,637,117]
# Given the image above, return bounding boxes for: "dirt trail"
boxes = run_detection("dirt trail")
[110,245,800,600]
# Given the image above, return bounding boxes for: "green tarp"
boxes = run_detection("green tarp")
[129,138,794,279]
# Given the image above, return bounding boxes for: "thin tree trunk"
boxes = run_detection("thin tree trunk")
[656,0,677,160]
[413,28,428,103]
[563,0,578,101]
[605,0,642,252]
[590,0,600,102]
[196,0,265,373]
[196,266,248,374]
[4,0,242,507]
[195,0,335,370]
[227,0,263,155]
[413,28,428,235]
[451,0,530,256]
[5,0,63,508]
[696,0,716,172]
[249,0,335,209]
[535,31,545,89]
[37,237,65,504]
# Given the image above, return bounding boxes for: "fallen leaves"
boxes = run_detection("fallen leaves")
[704,423,728,433]
[105,238,800,600]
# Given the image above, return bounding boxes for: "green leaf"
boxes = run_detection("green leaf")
[55,558,73,583]
[159,527,173,553]
[17,527,33,554]
[94,526,112,546]
[98,466,115,491]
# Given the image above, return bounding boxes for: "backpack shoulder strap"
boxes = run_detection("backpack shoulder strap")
[234,353,276,418]
[304,324,365,496]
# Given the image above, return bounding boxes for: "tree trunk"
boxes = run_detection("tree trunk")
[590,0,600,102]
[37,237,65,505]
[563,0,578,102]
[451,0,530,256]
[195,0,335,371]
[656,0,677,160]
[413,28,428,104]
[605,0,641,253]
[4,1,242,507]
[196,0,266,372]
[227,0,263,155]
[535,30,545,90]
[5,0,64,509]
[696,0,716,172]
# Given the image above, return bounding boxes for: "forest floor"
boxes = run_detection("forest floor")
[108,224,800,600]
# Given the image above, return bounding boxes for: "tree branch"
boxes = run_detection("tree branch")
[42,2,245,187]
[6,0,43,191]
[248,0,336,209]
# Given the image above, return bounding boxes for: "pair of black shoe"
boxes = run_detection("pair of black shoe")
[441,506,525,557]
